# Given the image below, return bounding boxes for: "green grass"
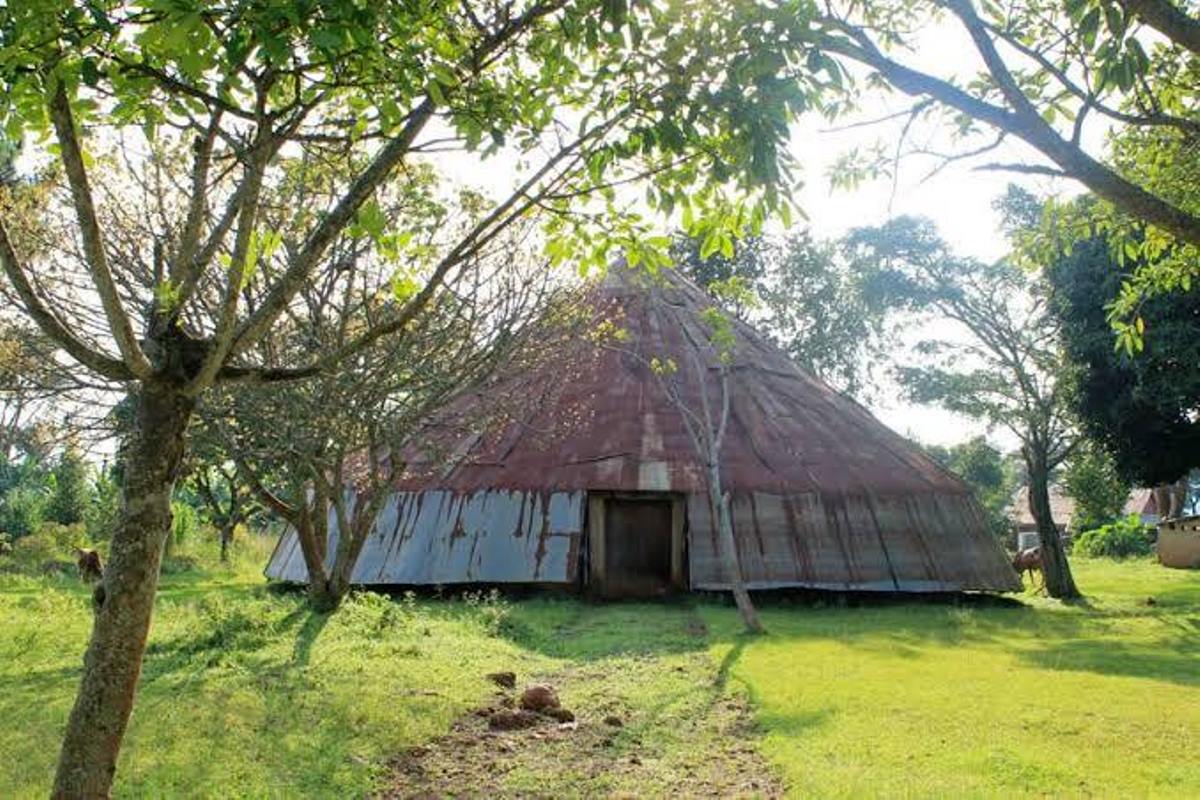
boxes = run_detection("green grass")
[706,559,1200,798]
[1,549,1197,798]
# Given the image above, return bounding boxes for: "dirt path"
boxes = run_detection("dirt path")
[378,607,785,799]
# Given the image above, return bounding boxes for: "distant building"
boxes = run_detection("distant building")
[1009,485,1160,550]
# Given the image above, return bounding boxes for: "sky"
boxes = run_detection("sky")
[770,28,1098,452]
[785,107,1051,450]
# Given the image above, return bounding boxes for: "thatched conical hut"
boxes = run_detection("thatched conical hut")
[266,268,1021,595]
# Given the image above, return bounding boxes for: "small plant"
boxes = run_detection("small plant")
[1074,514,1153,558]
[9,530,58,573]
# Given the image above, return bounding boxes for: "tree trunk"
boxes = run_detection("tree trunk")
[707,465,763,633]
[292,495,342,612]
[1026,454,1081,600]
[219,522,234,563]
[53,382,194,798]
[1169,478,1189,518]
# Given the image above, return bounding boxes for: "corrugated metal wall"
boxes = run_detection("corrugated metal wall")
[265,490,584,585]
[687,490,1020,592]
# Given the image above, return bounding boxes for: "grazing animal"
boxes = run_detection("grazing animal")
[74,547,103,582]
[1012,547,1042,590]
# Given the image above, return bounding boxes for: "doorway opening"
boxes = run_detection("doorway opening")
[587,493,685,597]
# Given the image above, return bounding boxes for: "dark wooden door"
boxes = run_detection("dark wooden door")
[604,498,673,596]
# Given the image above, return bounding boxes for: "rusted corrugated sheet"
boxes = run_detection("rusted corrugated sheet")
[687,491,1020,592]
[395,271,970,498]
[264,490,584,585]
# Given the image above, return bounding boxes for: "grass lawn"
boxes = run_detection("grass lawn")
[1,546,1197,798]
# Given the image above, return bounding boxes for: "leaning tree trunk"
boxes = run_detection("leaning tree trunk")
[53,381,194,798]
[1027,457,1081,600]
[707,464,763,633]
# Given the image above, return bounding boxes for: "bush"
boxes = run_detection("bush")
[84,470,121,541]
[45,447,92,526]
[166,501,201,556]
[1074,514,1153,558]
[4,522,91,575]
[9,530,58,572]
[0,484,47,540]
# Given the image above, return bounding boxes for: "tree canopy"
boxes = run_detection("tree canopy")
[671,231,889,398]
[1046,234,1200,486]
[847,215,1080,597]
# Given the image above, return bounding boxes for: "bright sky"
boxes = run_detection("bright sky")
[776,21,1100,452]
[787,109,1054,451]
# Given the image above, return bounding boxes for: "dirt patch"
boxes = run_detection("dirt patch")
[378,662,784,799]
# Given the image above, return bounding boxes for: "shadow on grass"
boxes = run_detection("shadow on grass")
[1017,636,1200,687]
[292,610,331,667]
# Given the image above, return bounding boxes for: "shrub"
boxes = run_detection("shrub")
[0,531,11,557]
[84,470,121,541]
[0,484,47,540]
[1074,514,1153,558]
[10,530,58,572]
[45,447,92,526]
[167,501,201,556]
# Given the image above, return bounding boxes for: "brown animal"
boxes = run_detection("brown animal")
[1012,547,1042,591]
[74,547,103,582]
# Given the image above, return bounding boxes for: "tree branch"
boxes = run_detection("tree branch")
[48,84,154,378]
[0,218,133,381]
[1120,0,1200,55]
[823,13,1200,247]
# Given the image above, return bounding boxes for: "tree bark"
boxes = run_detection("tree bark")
[707,465,763,633]
[219,522,234,563]
[293,498,341,612]
[1026,452,1081,600]
[52,382,194,798]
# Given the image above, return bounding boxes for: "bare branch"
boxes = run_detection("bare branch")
[0,218,133,381]
[48,85,154,378]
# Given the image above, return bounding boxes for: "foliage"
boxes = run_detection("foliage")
[1063,443,1131,533]
[925,437,1016,539]
[4,521,86,573]
[1073,515,1153,558]
[847,217,1076,473]
[846,215,1081,596]
[671,230,891,398]
[811,0,1200,317]
[7,527,58,572]
[45,446,91,526]
[1021,126,1200,349]
[1045,234,1200,486]
[0,482,46,539]
[169,501,201,552]
[83,466,120,542]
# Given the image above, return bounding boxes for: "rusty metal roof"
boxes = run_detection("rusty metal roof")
[266,267,1020,592]
[397,268,977,497]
